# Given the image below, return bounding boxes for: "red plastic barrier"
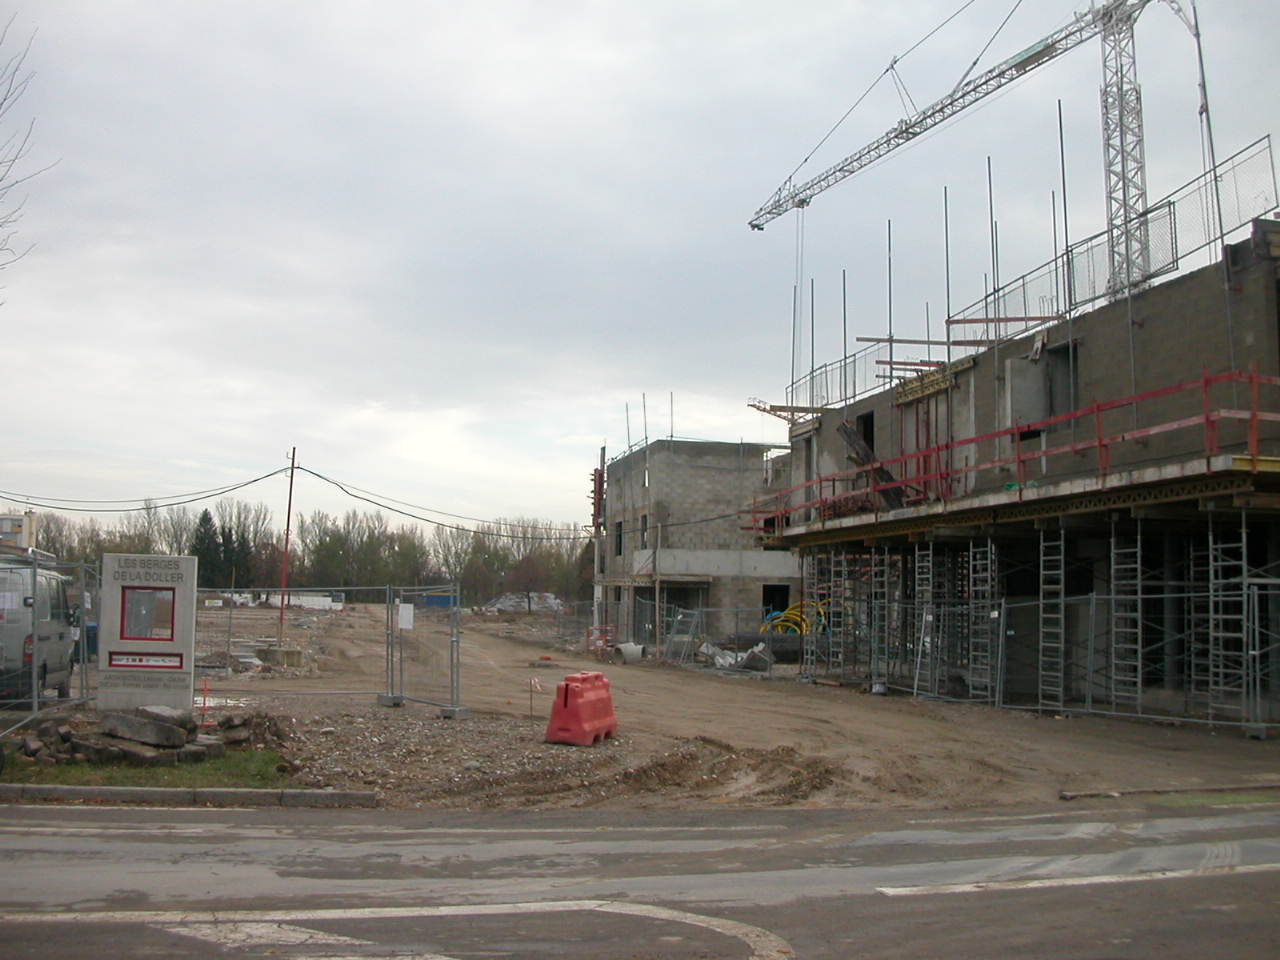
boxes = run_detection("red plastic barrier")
[545,671,618,746]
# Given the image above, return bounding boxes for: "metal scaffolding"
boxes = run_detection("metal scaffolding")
[791,515,1276,730]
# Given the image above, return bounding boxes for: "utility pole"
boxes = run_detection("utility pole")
[276,447,296,646]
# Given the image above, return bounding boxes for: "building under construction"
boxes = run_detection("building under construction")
[741,0,1280,730]
[748,216,1280,728]
[596,439,800,653]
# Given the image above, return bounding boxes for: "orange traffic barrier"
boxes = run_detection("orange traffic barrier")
[545,671,617,746]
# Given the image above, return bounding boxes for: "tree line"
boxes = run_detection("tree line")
[35,501,591,606]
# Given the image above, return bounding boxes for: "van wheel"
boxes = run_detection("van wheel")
[56,679,71,699]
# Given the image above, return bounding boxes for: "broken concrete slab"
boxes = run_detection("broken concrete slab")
[194,735,226,759]
[70,738,108,764]
[99,712,187,749]
[136,704,195,732]
[177,744,208,763]
[113,741,162,766]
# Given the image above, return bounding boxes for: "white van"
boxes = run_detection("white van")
[0,548,77,705]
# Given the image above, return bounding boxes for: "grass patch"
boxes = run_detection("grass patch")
[1,747,293,790]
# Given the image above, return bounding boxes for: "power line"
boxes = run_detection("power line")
[297,466,589,543]
[8,463,748,542]
[0,474,285,506]
[301,466,742,539]
[0,468,290,514]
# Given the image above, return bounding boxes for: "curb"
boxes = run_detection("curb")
[0,783,377,808]
[1060,782,1280,801]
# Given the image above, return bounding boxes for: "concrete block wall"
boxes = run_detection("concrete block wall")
[599,440,800,643]
[786,222,1280,509]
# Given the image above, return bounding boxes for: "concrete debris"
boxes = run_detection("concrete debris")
[99,712,188,749]
[136,704,196,732]
[740,643,776,673]
[699,642,774,672]
[2,705,288,769]
[482,592,564,613]
[611,642,646,665]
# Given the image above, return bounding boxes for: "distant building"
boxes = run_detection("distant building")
[595,439,799,650]
[0,511,37,550]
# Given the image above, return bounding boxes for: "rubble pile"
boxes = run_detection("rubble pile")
[482,592,564,613]
[5,705,288,768]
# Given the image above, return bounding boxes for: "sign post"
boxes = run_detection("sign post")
[97,554,197,711]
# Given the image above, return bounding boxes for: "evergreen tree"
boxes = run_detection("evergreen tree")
[190,509,223,588]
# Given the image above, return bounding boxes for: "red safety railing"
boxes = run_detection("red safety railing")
[745,367,1280,536]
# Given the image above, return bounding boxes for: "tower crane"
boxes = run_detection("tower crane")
[749,0,1197,296]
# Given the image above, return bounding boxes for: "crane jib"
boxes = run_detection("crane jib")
[747,0,1169,231]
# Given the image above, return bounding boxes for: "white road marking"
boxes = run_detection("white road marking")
[0,813,771,835]
[907,809,1143,825]
[0,899,795,960]
[156,921,371,948]
[876,861,1280,896]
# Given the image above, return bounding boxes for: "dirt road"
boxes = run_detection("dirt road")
[217,606,1280,810]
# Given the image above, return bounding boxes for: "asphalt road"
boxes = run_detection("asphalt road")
[2,796,1279,958]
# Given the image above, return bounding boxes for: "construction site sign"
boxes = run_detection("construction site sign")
[97,554,197,711]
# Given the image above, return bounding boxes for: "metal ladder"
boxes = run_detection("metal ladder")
[1208,513,1247,722]
[913,542,939,696]
[1039,525,1066,711]
[967,538,997,702]
[1185,539,1212,706]
[827,548,848,678]
[801,550,824,678]
[1109,518,1143,710]
[870,546,891,686]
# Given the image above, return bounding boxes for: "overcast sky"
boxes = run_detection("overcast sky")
[5,0,1277,532]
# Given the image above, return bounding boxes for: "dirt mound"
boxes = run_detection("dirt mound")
[220,609,1280,811]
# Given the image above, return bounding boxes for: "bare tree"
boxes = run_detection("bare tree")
[159,505,193,555]
[0,16,48,281]
[430,524,473,586]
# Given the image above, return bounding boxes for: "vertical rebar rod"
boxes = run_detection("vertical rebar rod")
[810,276,816,407]
[944,186,954,496]
[1191,2,1237,403]
[987,158,1000,415]
[842,268,849,404]
[1058,100,1077,439]
[887,219,894,383]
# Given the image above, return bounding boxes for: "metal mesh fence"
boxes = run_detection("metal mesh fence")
[0,555,97,720]
[193,584,461,710]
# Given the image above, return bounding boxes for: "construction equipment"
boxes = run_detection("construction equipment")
[750,0,1198,296]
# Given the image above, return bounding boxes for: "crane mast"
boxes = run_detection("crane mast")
[1100,1,1149,292]
[750,0,1190,296]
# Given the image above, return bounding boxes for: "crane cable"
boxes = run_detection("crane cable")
[785,0,982,185]
[952,0,1028,93]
